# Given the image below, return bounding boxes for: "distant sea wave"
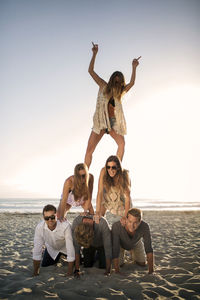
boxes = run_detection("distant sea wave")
[0,198,200,213]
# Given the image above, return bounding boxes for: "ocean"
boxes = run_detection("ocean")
[0,198,200,213]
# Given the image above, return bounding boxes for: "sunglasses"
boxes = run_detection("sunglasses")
[80,174,86,179]
[44,215,56,221]
[106,165,117,170]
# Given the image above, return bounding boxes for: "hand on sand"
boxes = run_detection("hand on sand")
[74,270,82,279]
[132,56,141,67]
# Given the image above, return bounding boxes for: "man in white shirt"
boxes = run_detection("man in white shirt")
[33,204,75,276]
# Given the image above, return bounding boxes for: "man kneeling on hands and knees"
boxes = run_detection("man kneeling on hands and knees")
[72,214,112,277]
[32,204,75,276]
[112,208,154,274]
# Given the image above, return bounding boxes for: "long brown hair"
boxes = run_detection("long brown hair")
[74,223,94,248]
[103,155,130,194]
[73,163,89,201]
[104,71,126,100]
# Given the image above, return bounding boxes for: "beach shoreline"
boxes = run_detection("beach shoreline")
[0,211,200,299]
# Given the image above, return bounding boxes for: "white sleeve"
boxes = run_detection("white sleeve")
[32,223,45,260]
[64,223,75,262]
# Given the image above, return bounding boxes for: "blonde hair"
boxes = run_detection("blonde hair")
[103,155,130,194]
[104,71,125,100]
[73,163,89,201]
[74,223,94,248]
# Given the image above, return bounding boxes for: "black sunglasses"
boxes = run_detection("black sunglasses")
[106,165,117,170]
[44,215,56,221]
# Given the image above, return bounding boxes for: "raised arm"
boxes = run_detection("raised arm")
[88,42,107,88]
[95,168,105,215]
[123,56,141,93]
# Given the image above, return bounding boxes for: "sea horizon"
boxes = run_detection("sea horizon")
[0,197,200,213]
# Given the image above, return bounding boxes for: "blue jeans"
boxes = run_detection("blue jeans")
[41,248,66,267]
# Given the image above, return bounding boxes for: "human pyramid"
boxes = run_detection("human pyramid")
[33,43,154,277]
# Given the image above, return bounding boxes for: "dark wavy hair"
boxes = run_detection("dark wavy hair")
[103,155,130,194]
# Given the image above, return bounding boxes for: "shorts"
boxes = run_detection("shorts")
[106,117,116,134]
[41,249,66,267]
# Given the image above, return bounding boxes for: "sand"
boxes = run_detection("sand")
[0,211,200,300]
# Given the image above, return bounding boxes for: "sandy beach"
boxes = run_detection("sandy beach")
[0,211,200,300]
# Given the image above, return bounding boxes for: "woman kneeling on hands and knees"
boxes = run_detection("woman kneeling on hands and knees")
[95,155,131,225]
[57,163,94,220]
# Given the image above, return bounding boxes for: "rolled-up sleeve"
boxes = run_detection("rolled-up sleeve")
[143,223,153,254]
[64,224,75,262]
[33,224,44,260]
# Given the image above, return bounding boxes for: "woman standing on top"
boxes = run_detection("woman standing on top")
[84,42,141,168]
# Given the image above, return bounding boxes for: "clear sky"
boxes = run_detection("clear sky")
[0,0,200,203]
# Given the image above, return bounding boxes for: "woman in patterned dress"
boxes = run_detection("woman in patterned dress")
[95,155,131,224]
[84,42,141,168]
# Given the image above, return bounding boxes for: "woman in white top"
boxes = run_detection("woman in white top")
[57,163,94,220]
[84,42,141,168]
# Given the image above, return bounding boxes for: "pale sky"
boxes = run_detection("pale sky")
[0,0,200,203]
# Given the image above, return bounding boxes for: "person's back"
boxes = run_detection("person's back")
[72,215,112,276]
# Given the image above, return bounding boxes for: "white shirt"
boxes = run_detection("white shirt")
[33,220,75,262]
